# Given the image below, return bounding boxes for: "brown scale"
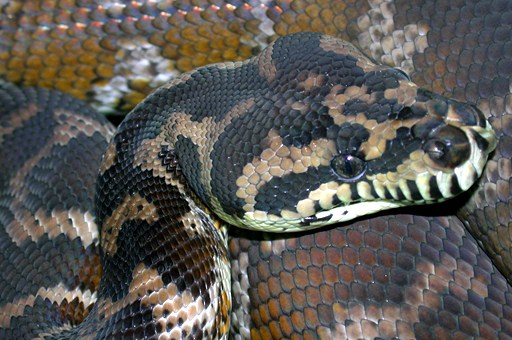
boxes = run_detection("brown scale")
[229,1,512,337]
[0,1,510,339]
[0,82,111,337]
[230,215,512,338]
[1,0,370,110]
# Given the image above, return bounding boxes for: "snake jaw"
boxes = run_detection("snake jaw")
[238,200,408,232]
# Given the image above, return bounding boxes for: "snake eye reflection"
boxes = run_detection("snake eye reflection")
[331,155,367,181]
[423,140,447,160]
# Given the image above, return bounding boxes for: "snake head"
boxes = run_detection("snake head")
[164,32,497,232]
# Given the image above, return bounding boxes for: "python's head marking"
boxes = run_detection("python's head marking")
[165,32,496,232]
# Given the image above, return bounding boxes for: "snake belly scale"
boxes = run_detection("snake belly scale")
[0,1,511,339]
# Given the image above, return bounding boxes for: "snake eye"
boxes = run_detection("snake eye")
[423,140,447,160]
[331,154,367,181]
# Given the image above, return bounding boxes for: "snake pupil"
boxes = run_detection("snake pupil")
[424,140,447,160]
[331,154,366,181]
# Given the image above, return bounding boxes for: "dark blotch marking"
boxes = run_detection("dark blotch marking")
[367,137,422,176]
[254,166,338,215]
[395,186,406,201]
[159,145,181,174]
[300,214,332,227]
[450,101,486,127]
[328,122,369,156]
[428,176,443,200]
[175,136,210,207]
[406,180,424,201]
[450,175,464,196]
[383,187,395,200]
[471,129,490,151]
[23,133,107,215]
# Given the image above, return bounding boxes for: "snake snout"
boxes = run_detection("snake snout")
[423,125,470,169]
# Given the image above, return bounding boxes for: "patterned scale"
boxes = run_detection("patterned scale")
[0,0,511,339]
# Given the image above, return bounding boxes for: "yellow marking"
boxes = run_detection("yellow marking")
[308,181,338,210]
[336,183,352,203]
[297,73,326,91]
[75,263,165,336]
[6,203,99,249]
[396,179,412,201]
[280,209,301,220]
[236,129,337,217]
[383,81,418,107]
[253,210,268,221]
[166,98,256,218]
[409,150,423,161]
[143,254,231,338]
[296,199,316,217]
[415,173,432,201]
[178,210,216,238]
[372,178,387,199]
[133,134,169,172]
[357,181,374,200]
[102,193,159,255]
[99,143,117,175]
[39,208,98,247]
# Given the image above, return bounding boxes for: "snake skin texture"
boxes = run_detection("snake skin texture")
[0,81,114,337]
[0,0,511,339]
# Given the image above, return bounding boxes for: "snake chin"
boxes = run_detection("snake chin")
[239,201,407,232]
[312,200,408,226]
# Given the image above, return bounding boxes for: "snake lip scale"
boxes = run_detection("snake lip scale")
[0,1,510,338]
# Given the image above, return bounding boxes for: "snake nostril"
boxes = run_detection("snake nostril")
[423,125,470,168]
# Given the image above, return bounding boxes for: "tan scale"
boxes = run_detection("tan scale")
[319,35,379,73]
[297,73,327,92]
[178,210,220,240]
[236,128,337,217]
[323,79,426,162]
[5,110,112,246]
[0,283,97,328]
[146,260,231,340]
[130,123,230,237]
[355,0,430,74]
[34,208,98,249]
[164,99,256,222]
[256,40,277,83]
[99,143,117,175]
[102,193,159,256]
[76,263,166,336]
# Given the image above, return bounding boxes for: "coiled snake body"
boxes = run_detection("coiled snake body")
[0,1,511,339]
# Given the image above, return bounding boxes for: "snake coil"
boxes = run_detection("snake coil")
[0,1,511,339]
